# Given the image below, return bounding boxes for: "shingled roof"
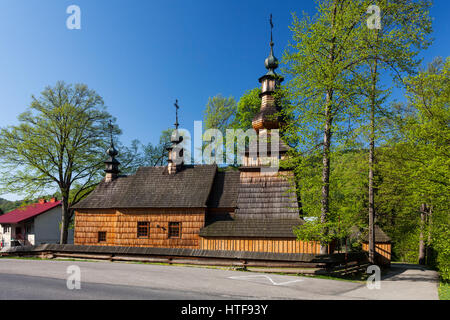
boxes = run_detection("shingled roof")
[206,170,240,208]
[362,225,392,243]
[199,218,303,238]
[236,172,299,219]
[72,165,218,209]
[245,136,290,155]
[199,170,304,238]
[350,225,392,243]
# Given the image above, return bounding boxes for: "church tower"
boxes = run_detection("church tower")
[243,14,289,170]
[252,14,284,132]
[167,99,184,174]
[104,121,120,182]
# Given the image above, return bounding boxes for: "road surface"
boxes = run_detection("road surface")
[0,259,439,300]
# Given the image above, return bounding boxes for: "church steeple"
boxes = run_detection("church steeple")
[264,14,279,77]
[252,14,284,132]
[104,120,120,182]
[167,99,184,174]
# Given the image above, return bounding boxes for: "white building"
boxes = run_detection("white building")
[0,198,72,248]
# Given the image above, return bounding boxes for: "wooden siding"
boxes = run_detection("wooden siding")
[199,237,321,254]
[362,243,391,265]
[74,210,117,246]
[74,208,205,249]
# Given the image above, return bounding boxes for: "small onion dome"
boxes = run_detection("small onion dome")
[170,130,183,144]
[106,144,118,157]
[265,43,279,73]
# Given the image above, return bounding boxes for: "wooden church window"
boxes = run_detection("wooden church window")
[98,231,106,242]
[168,222,181,239]
[137,222,150,238]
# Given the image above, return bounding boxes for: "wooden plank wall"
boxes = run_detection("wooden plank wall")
[74,210,117,245]
[362,243,392,264]
[199,237,321,254]
[74,208,205,248]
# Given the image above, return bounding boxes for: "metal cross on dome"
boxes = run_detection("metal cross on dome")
[174,99,180,130]
[108,120,114,145]
[270,14,274,44]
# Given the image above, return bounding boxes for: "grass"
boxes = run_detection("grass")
[0,255,101,263]
[0,255,45,261]
[438,281,450,300]
[298,273,368,283]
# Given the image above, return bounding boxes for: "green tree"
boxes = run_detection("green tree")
[403,57,450,270]
[375,57,449,273]
[203,94,236,131]
[283,0,368,252]
[119,129,174,174]
[0,81,117,244]
[356,0,432,263]
[233,88,261,130]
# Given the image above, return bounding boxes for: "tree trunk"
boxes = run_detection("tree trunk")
[368,63,377,264]
[321,92,333,254]
[418,203,427,265]
[320,0,337,255]
[368,122,375,263]
[426,205,433,265]
[59,192,70,244]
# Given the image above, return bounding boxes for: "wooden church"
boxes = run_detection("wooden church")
[72,20,322,255]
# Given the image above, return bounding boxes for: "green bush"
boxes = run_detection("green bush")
[439,282,450,300]
[432,224,450,281]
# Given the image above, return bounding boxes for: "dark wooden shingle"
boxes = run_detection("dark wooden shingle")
[72,165,217,209]
[200,218,304,238]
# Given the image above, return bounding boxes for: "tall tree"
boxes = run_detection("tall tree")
[403,57,450,268]
[0,82,117,244]
[203,94,237,131]
[283,0,368,253]
[357,0,432,263]
[233,88,261,130]
[374,57,449,272]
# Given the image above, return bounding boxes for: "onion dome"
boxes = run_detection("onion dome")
[104,121,120,180]
[106,143,118,157]
[264,42,279,76]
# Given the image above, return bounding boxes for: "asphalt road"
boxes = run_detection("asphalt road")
[0,258,439,300]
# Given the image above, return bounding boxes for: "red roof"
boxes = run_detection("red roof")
[0,200,61,224]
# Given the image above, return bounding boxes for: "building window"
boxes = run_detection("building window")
[25,224,33,234]
[98,231,106,243]
[168,222,181,239]
[2,225,10,233]
[137,222,150,238]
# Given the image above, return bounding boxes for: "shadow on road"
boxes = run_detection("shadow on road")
[381,263,439,282]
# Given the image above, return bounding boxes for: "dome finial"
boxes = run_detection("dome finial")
[104,120,120,182]
[270,13,274,46]
[106,120,118,157]
[265,14,279,75]
[174,99,180,130]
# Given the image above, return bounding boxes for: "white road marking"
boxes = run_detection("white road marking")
[228,274,303,286]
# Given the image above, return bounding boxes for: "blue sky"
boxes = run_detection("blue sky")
[0,0,449,200]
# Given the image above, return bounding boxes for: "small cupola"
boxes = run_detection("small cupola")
[252,14,284,132]
[104,121,120,182]
[167,100,184,174]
